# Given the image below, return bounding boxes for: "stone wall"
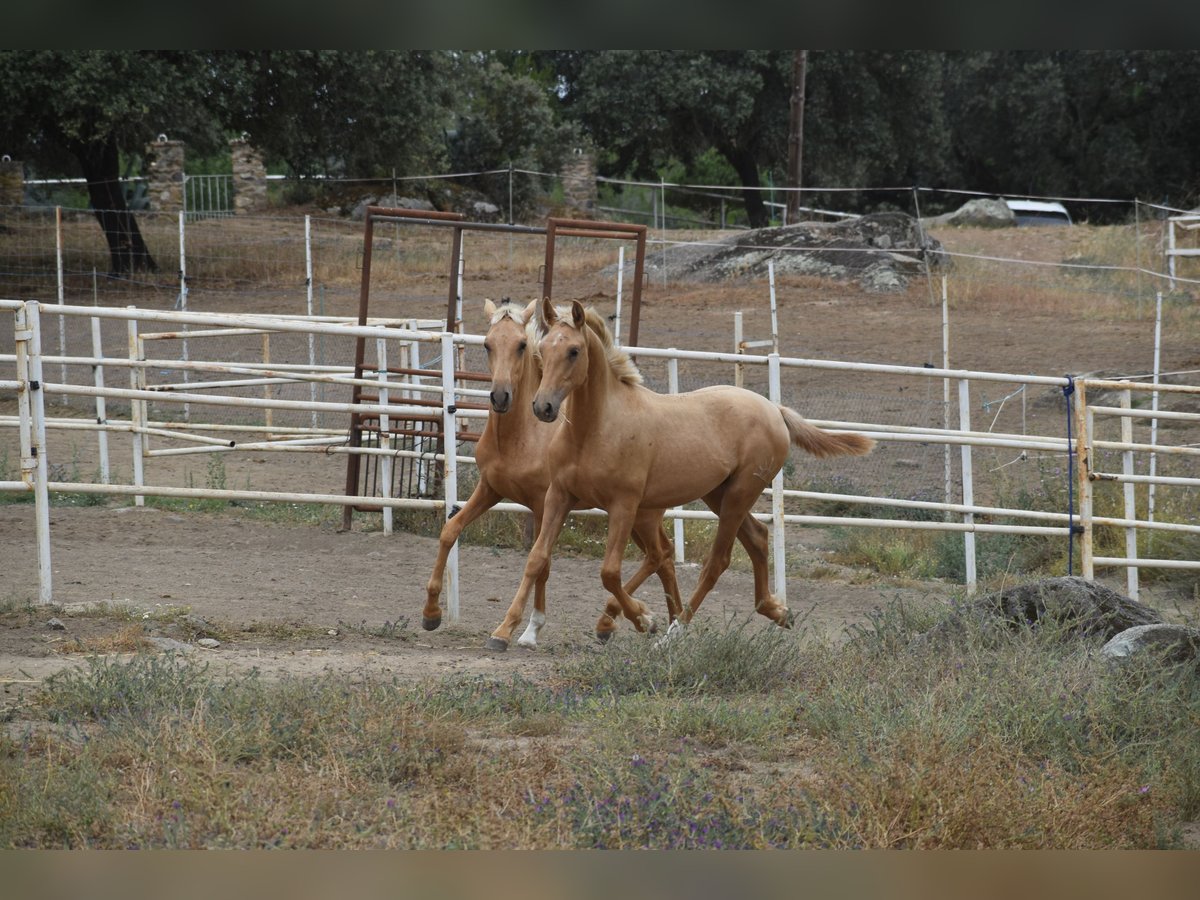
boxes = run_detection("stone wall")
[0,156,24,207]
[560,148,597,216]
[144,138,185,212]
[231,139,268,214]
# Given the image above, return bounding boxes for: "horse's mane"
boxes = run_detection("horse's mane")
[535,303,642,386]
[582,306,643,386]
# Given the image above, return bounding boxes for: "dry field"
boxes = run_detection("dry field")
[1,214,1199,848]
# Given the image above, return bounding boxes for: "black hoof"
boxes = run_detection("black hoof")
[484,637,509,652]
[422,616,442,632]
[778,608,796,629]
[595,630,613,644]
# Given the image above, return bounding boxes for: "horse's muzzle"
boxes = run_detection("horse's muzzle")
[532,398,559,423]
[490,387,512,414]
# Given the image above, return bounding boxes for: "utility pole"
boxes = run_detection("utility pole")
[786,50,808,225]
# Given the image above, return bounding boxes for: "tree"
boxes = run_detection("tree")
[442,53,580,217]
[217,51,454,178]
[542,51,952,227]
[542,51,791,227]
[0,50,225,274]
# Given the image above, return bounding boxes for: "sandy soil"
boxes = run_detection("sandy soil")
[2,223,1197,696]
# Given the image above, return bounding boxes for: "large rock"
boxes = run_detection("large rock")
[1101,624,1200,665]
[350,195,435,221]
[920,576,1163,645]
[923,198,1015,229]
[644,212,944,293]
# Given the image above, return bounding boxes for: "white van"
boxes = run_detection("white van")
[1004,198,1073,226]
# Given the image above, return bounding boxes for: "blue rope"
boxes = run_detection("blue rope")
[1063,376,1076,576]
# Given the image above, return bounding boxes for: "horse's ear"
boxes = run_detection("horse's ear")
[541,296,557,327]
[483,298,496,320]
[522,299,538,325]
[570,300,586,329]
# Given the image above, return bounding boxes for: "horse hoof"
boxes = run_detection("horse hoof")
[779,608,795,629]
[422,616,442,632]
[484,637,509,652]
[640,615,657,635]
[595,630,613,644]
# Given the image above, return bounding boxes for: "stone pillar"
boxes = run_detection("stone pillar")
[230,138,268,214]
[560,147,598,216]
[0,155,23,207]
[144,136,185,212]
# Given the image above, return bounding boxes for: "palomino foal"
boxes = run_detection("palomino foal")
[421,299,681,651]
[491,298,874,642]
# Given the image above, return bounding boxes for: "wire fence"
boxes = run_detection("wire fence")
[2,187,1198,585]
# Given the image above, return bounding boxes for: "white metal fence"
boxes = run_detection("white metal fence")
[3,298,1198,617]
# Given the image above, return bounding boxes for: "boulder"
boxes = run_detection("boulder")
[924,198,1015,229]
[919,576,1163,645]
[350,194,435,221]
[640,211,944,293]
[1101,624,1200,665]
[976,576,1162,638]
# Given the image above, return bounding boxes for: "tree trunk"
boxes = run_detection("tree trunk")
[785,50,808,224]
[74,135,157,276]
[724,146,768,229]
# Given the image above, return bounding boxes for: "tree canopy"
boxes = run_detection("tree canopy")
[2,49,1199,258]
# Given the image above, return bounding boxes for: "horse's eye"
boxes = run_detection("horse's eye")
[518,341,527,354]
[568,347,580,361]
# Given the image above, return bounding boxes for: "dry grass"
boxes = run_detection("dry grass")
[4,602,1196,849]
[57,624,155,655]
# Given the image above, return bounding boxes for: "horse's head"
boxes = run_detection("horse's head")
[532,298,589,423]
[482,298,538,414]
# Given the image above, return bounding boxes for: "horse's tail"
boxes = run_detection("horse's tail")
[779,406,875,458]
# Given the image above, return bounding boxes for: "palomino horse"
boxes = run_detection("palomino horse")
[422,299,682,651]
[489,298,875,643]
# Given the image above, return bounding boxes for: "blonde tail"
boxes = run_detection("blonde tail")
[779,406,875,458]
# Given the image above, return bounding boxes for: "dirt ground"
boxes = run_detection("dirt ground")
[2,223,1198,695]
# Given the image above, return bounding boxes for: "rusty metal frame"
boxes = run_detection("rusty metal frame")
[543,217,648,345]
[342,207,648,529]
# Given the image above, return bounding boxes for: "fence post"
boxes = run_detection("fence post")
[261,332,273,439]
[127,310,145,506]
[667,355,685,563]
[55,207,67,400]
[614,245,625,346]
[942,276,952,514]
[441,331,460,622]
[306,215,317,428]
[1073,380,1093,579]
[958,378,977,594]
[1120,388,1138,599]
[769,352,788,604]
[90,315,110,483]
[1148,292,1163,526]
[377,330,393,536]
[768,261,780,354]
[16,301,53,603]
[178,210,190,421]
[733,311,744,389]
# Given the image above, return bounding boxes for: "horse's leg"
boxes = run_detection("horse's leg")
[517,502,551,650]
[488,483,573,652]
[597,503,657,634]
[680,473,765,625]
[422,477,503,631]
[654,519,684,623]
[594,511,679,642]
[734,513,791,627]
